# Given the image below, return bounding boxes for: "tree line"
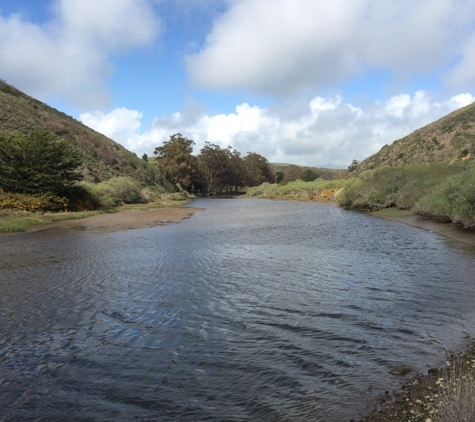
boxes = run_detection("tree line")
[153,133,275,194]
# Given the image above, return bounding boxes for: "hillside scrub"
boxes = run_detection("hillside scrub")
[0,80,173,190]
[338,163,465,211]
[413,164,475,229]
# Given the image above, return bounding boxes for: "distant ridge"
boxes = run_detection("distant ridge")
[0,79,171,189]
[352,101,475,173]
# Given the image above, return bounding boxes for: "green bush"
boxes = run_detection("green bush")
[414,165,475,229]
[338,163,465,211]
[78,177,144,209]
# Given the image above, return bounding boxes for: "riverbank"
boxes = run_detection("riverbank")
[355,209,475,421]
[370,209,475,247]
[357,343,475,422]
[0,201,203,235]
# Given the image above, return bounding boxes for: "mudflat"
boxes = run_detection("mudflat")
[25,206,204,234]
[393,215,475,247]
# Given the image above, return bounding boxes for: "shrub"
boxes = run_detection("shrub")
[0,192,67,212]
[77,177,144,209]
[338,163,465,211]
[433,353,475,422]
[414,165,475,229]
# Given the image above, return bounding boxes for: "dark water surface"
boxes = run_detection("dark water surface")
[1,198,475,421]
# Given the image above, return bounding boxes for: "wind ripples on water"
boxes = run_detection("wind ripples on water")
[1,198,475,421]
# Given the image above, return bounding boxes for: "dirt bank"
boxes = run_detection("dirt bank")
[393,215,475,247]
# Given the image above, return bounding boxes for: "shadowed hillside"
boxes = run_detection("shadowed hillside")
[351,101,475,173]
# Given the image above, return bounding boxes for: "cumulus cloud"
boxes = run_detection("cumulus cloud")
[0,0,159,108]
[80,108,143,150]
[81,91,475,168]
[186,0,475,95]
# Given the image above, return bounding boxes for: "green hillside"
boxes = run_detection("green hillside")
[270,163,347,180]
[0,79,171,188]
[352,101,475,173]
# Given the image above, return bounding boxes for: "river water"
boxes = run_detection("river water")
[1,198,475,421]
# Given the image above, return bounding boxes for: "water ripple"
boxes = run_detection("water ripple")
[1,198,475,421]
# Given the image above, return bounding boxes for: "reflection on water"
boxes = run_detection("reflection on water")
[1,198,475,421]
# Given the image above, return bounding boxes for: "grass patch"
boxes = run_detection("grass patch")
[0,210,103,233]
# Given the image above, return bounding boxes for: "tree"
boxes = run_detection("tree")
[153,133,198,192]
[283,165,305,182]
[0,129,82,195]
[348,159,359,172]
[243,152,275,186]
[198,142,231,194]
[302,169,319,182]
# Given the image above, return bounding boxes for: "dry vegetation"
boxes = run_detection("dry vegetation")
[359,345,475,422]
[352,101,475,174]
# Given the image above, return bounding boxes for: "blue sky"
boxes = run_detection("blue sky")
[1,0,475,167]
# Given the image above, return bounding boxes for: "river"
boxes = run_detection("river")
[1,198,475,421]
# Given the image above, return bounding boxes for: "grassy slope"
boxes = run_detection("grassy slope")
[353,101,475,174]
[0,79,171,189]
[270,163,348,180]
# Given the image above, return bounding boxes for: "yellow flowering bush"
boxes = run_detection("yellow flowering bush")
[0,193,67,212]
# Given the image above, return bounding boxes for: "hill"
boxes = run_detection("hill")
[351,101,475,173]
[270,163,347,180]
[0,79,171,189]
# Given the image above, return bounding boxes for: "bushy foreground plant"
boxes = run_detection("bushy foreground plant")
[77,177,144,209]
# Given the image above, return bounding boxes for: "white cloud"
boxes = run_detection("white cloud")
[0,0,159,108]
[81,92,474,168]
[187,0,475,95]
[80,108,143,150]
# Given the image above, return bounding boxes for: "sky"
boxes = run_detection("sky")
[1,0,475,168]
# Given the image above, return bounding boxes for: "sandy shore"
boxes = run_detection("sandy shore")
[24,206,204,234]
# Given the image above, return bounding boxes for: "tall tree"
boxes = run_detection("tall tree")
[283,165,305,182]
[302,169,319,182]
[0,129,82,195]
[198,142,231,194]
[243,152,275,186]
[153,133,198,191]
